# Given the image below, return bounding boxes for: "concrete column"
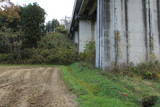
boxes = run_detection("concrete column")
[111,0,128,65]
[73,31,79,44]
[91,21,96,41]
[96,0,111,69]
[150,0,160,60]
[79,20,94,53]
[157,0,160,60]
[96,0,160,70]
[126,0,146,64]
[96,0,100,68]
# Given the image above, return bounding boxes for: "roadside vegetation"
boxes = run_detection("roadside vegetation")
[0,2,77,65]
[61,62,160,107]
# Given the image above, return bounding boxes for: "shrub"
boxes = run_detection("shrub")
[44,48,77,64]
[38,32,75,49]
[55,25,68,34]
[37,32,78,64]
[0,53,22,64]
[15,32,78,65]
[0,32,78,64]
[105,61,160,80]
[132,61,160,80]
[80,41,96,65]
[0,54,10,63]
[20,48,35,60]
[142,96,158,107]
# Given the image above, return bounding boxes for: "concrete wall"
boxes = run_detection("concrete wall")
[78,20,96,52]
[96,0,160,70]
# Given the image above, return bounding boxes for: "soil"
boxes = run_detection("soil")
[0,66,77,107]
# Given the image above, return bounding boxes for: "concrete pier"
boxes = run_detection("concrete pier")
[70,0,160,70]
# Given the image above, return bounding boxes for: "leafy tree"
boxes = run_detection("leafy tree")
[51,19,59,32]
[21,3,45,48]
[46,19,59,33]
[0,2,21,30]
[46,21,51,32]
[0,3,22,54]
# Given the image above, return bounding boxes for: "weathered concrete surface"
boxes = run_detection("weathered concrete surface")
[73,31,79,44]
[96,0,160,70]
[79,20,95,52]
[71,0,160,70]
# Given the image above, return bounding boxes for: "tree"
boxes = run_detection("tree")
[46,19,59,33]
[0,3,22,54]
[21,3,45,48]
[51,19,59,32]
[0,1,20,29]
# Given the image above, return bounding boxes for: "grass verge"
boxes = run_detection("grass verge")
[61,63,160,107]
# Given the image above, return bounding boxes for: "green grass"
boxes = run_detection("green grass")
[61,63,160,107]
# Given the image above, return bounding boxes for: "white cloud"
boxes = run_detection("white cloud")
[11,0,75,22]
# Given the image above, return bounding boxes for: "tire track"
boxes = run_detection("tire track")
[0,67,77,107]
[0,69,30,107]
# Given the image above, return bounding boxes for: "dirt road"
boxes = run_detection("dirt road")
[0,66,76,107]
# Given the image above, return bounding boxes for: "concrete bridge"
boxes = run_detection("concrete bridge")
[70,0,97,53]
[70,0,160,70]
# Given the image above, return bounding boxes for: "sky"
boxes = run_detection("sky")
[10,0,75,22]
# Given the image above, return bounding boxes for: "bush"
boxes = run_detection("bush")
[132,61,160,80]
[25,48,76,65]
[10,32,78,65]
[105,61,160,80]
[142,96,158,107]
[55,25,68,34]
[0,53,22,64]
[0,31,78,64]
[80,41,96,65]
[37,32,78,64]
[0,54,10,63]
[38,32,75,49]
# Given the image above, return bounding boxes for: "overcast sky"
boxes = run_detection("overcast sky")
[10,0,75,22]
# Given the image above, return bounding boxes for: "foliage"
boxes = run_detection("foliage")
[132,61,160,80]
[55,25,68,34]
[61,63,160,107]
[22,48,77,65]
[45,19,60,33]
[0,4,20,22]
[142,96,159,107]
[0,29,22,53]
[21,3,45,48]
[0,54,10,63]
[0,2,77,65]
[0,3,22,62]
[37,32,77,64]
[38,32,73,49]
[0,32,78,64]
[108,61,160,80]
[0,3,21,36]
[80,41,96,65]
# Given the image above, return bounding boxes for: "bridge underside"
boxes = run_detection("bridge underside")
[71,0,160,70]
[71,0,97,53]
